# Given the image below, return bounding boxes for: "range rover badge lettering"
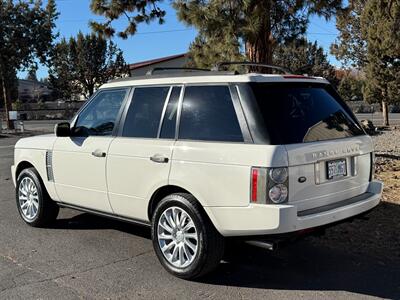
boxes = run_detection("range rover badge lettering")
[308,144,361,161]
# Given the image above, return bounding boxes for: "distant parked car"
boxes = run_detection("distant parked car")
[390,105,400,113]
[11,64,382,279]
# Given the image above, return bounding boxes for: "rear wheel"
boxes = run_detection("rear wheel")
[151,193,224,279]
[16,168,59,227]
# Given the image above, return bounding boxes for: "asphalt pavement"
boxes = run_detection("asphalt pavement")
[0,130,400,299]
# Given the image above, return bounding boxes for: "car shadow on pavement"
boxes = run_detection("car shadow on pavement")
[201,202,400,299]
[51,212,151,240]
[51,203,399,299]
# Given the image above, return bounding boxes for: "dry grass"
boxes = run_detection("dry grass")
[375,156,400,204]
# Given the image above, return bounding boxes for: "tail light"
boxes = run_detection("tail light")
[369,152,375,181]
[251,167,289,204]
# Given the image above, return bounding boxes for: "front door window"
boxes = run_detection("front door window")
[73,89,128,137]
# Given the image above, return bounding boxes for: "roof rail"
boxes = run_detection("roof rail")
[212,62,291,74]
[146,67,211,76]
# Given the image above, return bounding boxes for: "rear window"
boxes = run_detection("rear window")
[250,83,364,144]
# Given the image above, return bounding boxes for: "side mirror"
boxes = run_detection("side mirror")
[55,122,71,137]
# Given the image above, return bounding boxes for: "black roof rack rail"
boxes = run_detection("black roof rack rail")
[212,62,291,74]
[146,67,211,76]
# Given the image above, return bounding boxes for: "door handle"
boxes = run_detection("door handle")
[92,149,106,158]
[150,154,169,163]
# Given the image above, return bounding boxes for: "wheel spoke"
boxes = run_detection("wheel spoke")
[185,233,198,241]
[31,203,37,215]
[173,208,180,229]
[179,244,185,266]
[21,201,29,209]
[158,221,173,234]
[32,199,39,210]
[185,239,197,252]
[19,187,27,197]
[171,244,179,262]
[179,212,188,228]
[158,233,173,240]
[161,241,175,254]
[183,221,195,232]
[166,211,176,229]
[27,204,33,218]
[183,244,191,261]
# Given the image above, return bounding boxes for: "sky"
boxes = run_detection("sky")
[20,0,341,80]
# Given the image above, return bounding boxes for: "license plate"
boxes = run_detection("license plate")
[327,159,347,179]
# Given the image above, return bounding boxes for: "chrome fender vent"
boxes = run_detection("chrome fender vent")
[46,151,54,182]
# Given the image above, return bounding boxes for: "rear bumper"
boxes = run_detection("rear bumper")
[205,180,383,237]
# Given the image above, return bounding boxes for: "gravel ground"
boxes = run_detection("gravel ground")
[372,129,400,156]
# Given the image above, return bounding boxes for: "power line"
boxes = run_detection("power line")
[308,32,337,36]
[309,21,337,35]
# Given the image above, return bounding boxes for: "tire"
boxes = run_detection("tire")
[16,167,59,227]
[151,193,225,279]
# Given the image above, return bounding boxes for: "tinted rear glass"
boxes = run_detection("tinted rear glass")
[179,86,243,142]
[250,83,364,144]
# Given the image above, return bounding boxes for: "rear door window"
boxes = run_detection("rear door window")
[250,83,364,144]
[122,87,170,138]
[179,86,243,142]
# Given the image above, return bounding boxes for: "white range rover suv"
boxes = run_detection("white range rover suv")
[11,65,383,279]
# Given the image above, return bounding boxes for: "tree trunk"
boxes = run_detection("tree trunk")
[244,0,275,72]
[1,72,14,130]
[88,84,95,97]
[382,100,389,126]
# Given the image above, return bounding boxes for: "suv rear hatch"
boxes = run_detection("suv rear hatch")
[250,81,373,212]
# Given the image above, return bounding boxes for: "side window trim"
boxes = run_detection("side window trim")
[174,85,185,140]
[70,87,132,137]
[117,87,136,137]
[229,84,253,143]
[156,86,173,138]
[113,87,134,137]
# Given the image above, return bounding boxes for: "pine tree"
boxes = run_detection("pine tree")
[330,0,367,68]
[174,0,344,68]
[90,0,165,39]
[274,38,337,84]
[185,34,245,68]
[48,39,75,100]
[337,72,364,102]
[49,32,129,99]
[361,0,400,126]
[332,0,400,125]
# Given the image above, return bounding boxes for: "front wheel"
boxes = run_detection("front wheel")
[16,168,59,227]
[151,193,224,279]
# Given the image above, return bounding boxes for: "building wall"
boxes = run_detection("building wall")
[18,79,53,103]
[130,57,188,77]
